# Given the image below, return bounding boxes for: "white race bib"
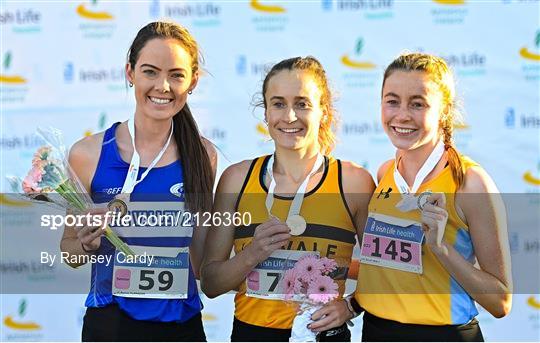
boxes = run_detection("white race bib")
[246,250,319,300]
[112,245,190,299]
[360,213,424,274]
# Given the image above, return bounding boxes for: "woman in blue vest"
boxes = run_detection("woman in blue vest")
[60,21,216,341]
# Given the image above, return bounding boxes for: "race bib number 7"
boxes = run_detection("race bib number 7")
[360,213,424,274]
[246,250,318,300]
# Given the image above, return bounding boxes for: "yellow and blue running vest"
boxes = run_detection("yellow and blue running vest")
[233,155,356,329]
[356,156,479,325]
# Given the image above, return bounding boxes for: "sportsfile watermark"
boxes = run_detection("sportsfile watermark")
[1,192,538,295]
[40,210,252,230]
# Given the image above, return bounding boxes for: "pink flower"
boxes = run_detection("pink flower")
[22,166,43,193]
[294,255,324,282]
[319,257,337,274]
[307,275,338,304]
[32,146,51,167]
[283,268,302,300]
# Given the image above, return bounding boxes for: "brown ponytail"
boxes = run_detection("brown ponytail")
[173,104,213,214]
[440,112,465,189]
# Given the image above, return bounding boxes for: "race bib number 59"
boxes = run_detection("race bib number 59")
[112,246,190,299]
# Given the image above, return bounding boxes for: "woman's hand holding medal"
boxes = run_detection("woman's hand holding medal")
[245,216,291,265]
[76,208,110,253]
[420,192,449,255]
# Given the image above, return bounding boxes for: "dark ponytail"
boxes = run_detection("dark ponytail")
[173,104,213,214]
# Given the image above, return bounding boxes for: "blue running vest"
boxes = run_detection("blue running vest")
[85,122,202,322]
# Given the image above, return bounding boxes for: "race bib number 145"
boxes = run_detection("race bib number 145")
[360,213,424,274]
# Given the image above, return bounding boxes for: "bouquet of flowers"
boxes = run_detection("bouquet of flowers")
[283,254,339,342]
[8,127,133,255]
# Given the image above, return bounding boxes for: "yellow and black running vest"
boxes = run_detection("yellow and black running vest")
[356,156,480,325]
[233,155,356,329]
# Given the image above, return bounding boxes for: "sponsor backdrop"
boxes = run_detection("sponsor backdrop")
[1,0,539,341]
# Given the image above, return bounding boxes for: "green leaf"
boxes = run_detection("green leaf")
[535,30,540,48]
[98,112,107,129]
[355,39,363,55]
[19,299,27,317]
[4,51,12,70]
[92,0,97,5]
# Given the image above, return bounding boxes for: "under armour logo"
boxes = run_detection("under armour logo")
[377,187,392,199]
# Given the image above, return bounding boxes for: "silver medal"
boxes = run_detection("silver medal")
[417,191,433,211]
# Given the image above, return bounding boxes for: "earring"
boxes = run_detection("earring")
[188,90,193,95]
[129,82,133,88]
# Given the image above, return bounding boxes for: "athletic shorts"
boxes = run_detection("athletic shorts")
[362,311,484,342]
[82,304,206,342]
[231,317,351,342]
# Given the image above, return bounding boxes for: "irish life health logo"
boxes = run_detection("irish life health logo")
[159,2,222,28]
[76,0,116,39]
[527,296,540,310]
[1,51,29,104]
[3,299,43,342]
[523,160,540,187]
[250,1,288,32]
[520,31,540,61]
[340,38,378,89]
[83,112,108,137]
[341,38,376,70]
[321,0,394,20]
[76,0,113,20]
[0,52,26,84]
[250,0,286,13]
[520,31,540,82]
[0,8,42,34]
[441,52,486,77]
[431,0,468,24]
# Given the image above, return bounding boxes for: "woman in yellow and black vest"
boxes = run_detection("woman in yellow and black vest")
[201,56,374,341]
[332,53,513,341]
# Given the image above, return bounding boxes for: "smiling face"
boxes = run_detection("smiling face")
[381,70,445,153]
[126,38,198,121]
[264,70,325,154]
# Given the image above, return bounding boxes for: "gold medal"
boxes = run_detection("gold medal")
[286,214,307,236]
[108,195,128,217]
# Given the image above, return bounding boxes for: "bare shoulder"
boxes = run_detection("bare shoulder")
[340,160,375,193]
[377,159,394,183]
[460,165,499,194]
[217,159,255,194]
[68,133,104,191]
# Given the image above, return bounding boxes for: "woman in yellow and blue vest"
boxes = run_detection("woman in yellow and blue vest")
[322,53,513,341]
[200,56,375,341]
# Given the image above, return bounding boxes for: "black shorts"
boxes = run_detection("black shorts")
[231,317,351,342]
[82,304,206,342]
[362,311,484,342]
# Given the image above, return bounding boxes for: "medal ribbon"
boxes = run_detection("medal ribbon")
[393,140,444,196]
[265,153,324,220]
[120,118,174,194]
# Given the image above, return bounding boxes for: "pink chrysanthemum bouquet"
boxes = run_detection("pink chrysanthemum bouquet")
[283,254,339,342]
